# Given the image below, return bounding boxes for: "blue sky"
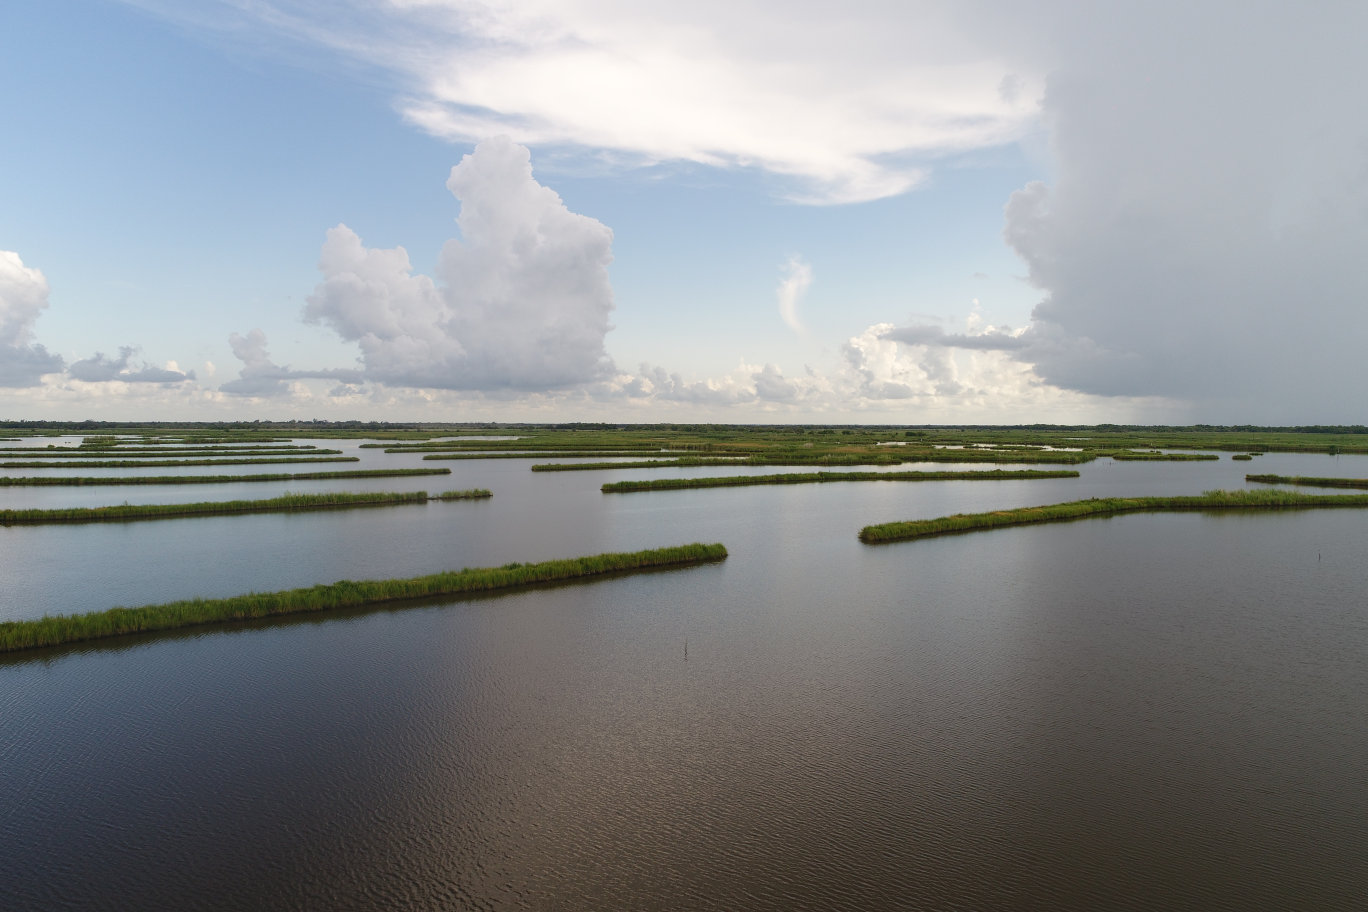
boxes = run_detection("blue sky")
[2,1,1364,422]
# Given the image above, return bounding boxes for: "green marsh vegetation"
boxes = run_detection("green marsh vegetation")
[0,456,360,469]
[0,543,727,653]
[858,489,1368,544]
[10,420,1368,458]
[0,468,451,487]
[1246,474,1368,489]
[1232,454,1254,461]
[0,489,492,525]
[602,469,1080,493]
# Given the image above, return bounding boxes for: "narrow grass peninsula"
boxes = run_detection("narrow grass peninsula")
[0,468,451,486]
[1246,474,1368,489]
[602,469,1079,493]
[0,489,492,525]
[0,543,728,653]
[858,489,1368,543]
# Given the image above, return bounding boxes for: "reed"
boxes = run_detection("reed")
[0,491,430,525]
[0,457,359,469]
[603,469,1079,493]
[1246,474,1368,489]
[1232,454,1253,461]
[0,468,451,486]
[0,543,728,652]
[859,489,1368,543]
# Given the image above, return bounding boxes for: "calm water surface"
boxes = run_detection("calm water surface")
[3,445,1367,909]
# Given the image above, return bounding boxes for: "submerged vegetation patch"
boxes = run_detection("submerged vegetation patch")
[0,468,450,487]
[0,543,728,653]
[858,489,1368,543]
[602,469,1079,493]
[1246,474,1368,489]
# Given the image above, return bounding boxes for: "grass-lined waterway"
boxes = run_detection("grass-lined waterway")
[3,437,1367,910]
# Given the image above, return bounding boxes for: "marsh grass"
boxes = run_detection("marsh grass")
[433,488,493,500]
[0,491,431,525]
[0,468,451,487]
[602,469,1080,493]
[0,543,728,652]
[858,489,1368,543]
[1246,474,1368,489]
[1107,451,1221,461]
[0,457,359,468]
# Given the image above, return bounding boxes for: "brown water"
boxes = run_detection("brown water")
[2,445,1367,909]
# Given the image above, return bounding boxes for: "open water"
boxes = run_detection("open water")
[3,443,1367,909]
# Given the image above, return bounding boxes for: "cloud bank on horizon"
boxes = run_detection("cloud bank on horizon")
[5,0,1365,421]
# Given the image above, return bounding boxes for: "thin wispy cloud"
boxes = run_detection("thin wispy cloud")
[776,256,811,333]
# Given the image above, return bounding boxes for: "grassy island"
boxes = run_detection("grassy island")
[1246,474,1368,489]
[859,489,1368,543]
[0,468,451,487]
[0,542,728,652]
[602,469,1079,493]
[0,489,491,525]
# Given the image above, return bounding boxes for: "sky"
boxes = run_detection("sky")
[1,0,1364,424]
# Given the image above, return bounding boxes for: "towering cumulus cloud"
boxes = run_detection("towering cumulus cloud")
[305,136,616,391]
[0,251,64,387]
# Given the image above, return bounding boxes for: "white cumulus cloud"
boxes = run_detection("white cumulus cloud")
[123,0,1043,203]
[220,328,364,397]
[0,250,65,387]
[69,346,196,383]
[304,136,616,391]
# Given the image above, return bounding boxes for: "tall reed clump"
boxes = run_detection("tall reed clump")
[603,469,1080,493]
[0,543,728,652]
[0,491,437,525]
[1246,474,1368,489]
[858,489,1368,543]
[0,468,451,487]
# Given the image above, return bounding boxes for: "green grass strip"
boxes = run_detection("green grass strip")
[603,469,1080,493]
[0,489,490,525]
[1246,474,1368,489]
[0,456,359,468]
[0,543,728,653]
[0,468,450,487]
[858,489,1368,543]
